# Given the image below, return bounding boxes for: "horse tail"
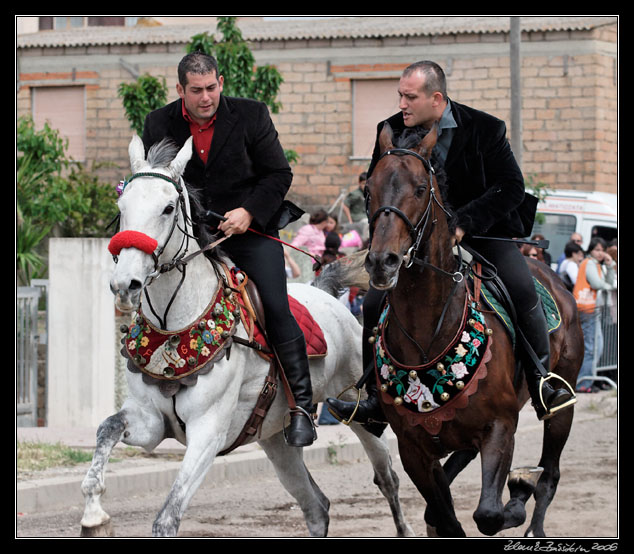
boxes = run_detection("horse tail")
[312,249,370,297]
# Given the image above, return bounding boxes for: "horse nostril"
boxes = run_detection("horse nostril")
[384,252,401,269]
[129,279,143,291]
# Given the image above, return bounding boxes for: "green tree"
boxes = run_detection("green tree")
[188,17,298,163]
[16,116,119,284]
[118,74,168,136]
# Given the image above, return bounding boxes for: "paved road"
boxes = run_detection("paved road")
[16,391,618,539]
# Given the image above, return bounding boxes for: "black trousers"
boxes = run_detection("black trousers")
[221,231,302,346]
[362,238,539,362]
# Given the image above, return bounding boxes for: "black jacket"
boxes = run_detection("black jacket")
[369,100,537,238]
[142,95,293,232]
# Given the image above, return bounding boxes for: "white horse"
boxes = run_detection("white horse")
[79,135,414,538]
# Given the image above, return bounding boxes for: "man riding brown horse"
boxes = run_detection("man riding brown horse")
[327,60,575,427]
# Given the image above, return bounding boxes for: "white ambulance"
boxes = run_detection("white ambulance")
[529,190,617,267]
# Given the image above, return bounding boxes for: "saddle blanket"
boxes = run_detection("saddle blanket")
[479,276,562,344]
[251,295,328,359]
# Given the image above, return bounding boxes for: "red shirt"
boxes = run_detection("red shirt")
[181,102,216,165]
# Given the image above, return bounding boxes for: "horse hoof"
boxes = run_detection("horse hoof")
[80,520,114,537]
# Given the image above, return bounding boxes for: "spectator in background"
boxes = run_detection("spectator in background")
[531,234,551,266]
[573,237,617,393]
[520,243,540,260]
[291,209,330,257]
[342,172,368,224]
[558,241,585,292]
[556,232,583,272]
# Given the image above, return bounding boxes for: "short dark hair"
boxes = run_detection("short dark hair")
[564,240,583,258]
[587,236,607,255]
[178,52,219,88]
[402,60,448,101]
[309,209,329,225]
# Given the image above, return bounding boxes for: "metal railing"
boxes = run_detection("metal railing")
[16,287,41,426]
[577,290,618,390]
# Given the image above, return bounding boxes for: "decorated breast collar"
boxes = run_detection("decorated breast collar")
[122,284,240,381]
[374,298,493,435]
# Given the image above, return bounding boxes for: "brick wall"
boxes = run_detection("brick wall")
[17,22,617,215]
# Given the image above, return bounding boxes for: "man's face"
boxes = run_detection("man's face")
[398,71,443,128]
[177,71,224,125]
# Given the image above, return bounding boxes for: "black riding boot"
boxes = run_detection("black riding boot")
[520,301,576,420]
[275,335,316,447]
[326,324,387,436]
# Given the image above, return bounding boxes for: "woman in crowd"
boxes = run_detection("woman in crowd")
[573,237,617,392]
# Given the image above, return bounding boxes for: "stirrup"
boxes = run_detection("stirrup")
[538,372,577,420]
[282,406,317,445]
[327,384,362,426]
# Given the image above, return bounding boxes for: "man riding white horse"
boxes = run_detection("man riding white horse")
[142,52,315,447]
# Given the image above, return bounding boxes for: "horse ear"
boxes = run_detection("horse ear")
[378,122,394,154]
[129,134,147,173]
[415,122,438,159]
[169,137,193,178]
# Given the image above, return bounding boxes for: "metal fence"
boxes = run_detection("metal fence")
[577,290,618,390]
[16,286,41,426]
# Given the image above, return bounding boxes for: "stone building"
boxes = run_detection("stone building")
[17,16,618,212]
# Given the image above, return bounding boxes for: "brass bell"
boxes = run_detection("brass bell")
[456,380,465,390]
[169,334,180,346]
[409,370,418,380]
[198,320,206,330]
[163,367,175,377]
[436,362,445,371]
[421,401,433,412]
[485,328,493,336]
[380,383,389,392]
[468,318,476,327]
[134,354,146,366]
[368,335,376,344]
[440,392,450,402]
[221,330,230,338]
[223,287,233,297]
[187,356,196,366]
[120,324,129,334]
[394,396,403,406]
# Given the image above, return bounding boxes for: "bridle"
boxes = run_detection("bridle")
[366,148,464,282]
[366,147,470,364]
[109,171,227,329]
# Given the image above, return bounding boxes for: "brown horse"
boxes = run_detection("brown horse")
[362,123,583,537]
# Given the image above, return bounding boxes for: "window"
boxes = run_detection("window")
[32,86,86,161]
[531,213,577,265]
[352,79,400,159]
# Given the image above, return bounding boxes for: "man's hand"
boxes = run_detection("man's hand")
[218,208,253,236]
[453,226,465,245]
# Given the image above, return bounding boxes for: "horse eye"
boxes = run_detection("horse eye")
[163,204,175,215]
[415,185,426,197]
